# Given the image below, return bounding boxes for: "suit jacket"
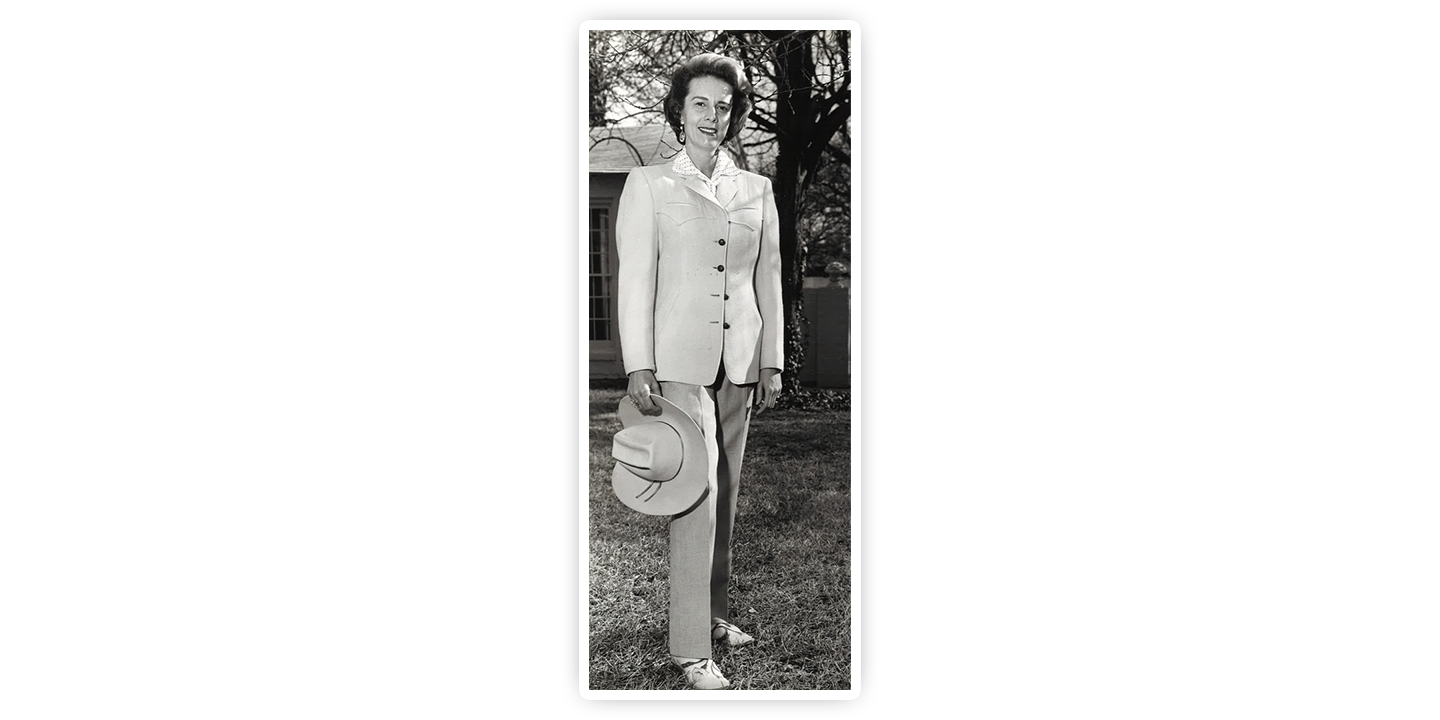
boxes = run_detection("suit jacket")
[616,159,784,387]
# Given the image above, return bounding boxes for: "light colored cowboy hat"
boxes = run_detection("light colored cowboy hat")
[611,395,710,515]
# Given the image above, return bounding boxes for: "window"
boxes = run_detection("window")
[588,207,613,341]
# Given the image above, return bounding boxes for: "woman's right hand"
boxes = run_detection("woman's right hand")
[627,370,663,416]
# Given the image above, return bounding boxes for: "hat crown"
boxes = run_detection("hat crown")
[611,395,707,516]
[611,422,683,483]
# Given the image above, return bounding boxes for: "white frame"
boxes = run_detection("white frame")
[577,20,862,701]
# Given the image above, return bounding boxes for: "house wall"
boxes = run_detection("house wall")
[588,174,627,379]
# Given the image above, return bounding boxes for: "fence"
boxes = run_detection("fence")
[796,277,851,388]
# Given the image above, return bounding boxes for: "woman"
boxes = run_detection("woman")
[615,52,784,690]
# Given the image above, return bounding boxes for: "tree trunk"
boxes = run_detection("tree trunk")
[771,33,814,378]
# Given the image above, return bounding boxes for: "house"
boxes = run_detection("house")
[587,126,678,381]
[587,125,850,387]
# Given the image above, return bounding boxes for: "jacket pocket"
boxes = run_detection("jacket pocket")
[727,206,762,233]
[658,202,708,227]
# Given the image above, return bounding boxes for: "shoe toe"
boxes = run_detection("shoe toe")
[711,619,755,647]
[673,656,730,690]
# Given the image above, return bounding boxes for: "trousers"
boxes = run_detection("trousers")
[660,366,754,659]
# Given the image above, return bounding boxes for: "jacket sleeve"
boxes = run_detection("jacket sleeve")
[616,168,657,375]
[757,176,785,372]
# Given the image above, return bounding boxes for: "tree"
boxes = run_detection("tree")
[589,29,851,379]
[722,30,851,376]
[800,131,851,278]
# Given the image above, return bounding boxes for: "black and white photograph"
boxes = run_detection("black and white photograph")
[13,4,1440,717]
[579,22,859,695]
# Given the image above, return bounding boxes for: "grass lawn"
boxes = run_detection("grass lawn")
[587,388,852,691]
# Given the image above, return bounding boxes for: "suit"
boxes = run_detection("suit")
[615,153,783,660]
[616,160,784,386]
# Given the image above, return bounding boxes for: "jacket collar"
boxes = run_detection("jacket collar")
[670,150,741,209]
[671,148,740,182]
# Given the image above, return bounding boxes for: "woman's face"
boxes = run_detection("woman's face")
[681,75,734,152]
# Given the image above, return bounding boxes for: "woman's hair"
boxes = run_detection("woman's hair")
[664,53,753,146]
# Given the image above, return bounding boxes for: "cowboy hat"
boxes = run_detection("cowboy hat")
[611,395,710,515]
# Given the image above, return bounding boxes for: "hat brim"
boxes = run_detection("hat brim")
[611,395,711,516]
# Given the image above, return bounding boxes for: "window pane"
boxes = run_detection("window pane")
[588,206,613,343]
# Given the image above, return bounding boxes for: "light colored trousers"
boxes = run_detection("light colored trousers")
[660,370,754,659]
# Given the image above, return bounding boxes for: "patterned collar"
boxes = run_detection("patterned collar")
[672,149,740,195]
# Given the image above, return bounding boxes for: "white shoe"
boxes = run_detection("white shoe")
[671,655,730,690]
[711,618,754,647]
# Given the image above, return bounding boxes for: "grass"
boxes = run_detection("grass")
[587,387,852,690]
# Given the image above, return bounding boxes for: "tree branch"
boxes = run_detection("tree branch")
[747,108,780,135]
[810,98,852,147]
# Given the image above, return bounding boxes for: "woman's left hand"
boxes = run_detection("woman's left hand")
[753,368,782,415]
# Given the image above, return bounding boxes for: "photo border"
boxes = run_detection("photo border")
[577,19,862,701]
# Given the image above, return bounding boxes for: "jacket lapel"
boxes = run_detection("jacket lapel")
[683,175,721,209]
[716,174,740,209]
[667,159,736,209]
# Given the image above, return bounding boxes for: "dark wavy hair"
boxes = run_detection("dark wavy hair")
[664,53,753,146]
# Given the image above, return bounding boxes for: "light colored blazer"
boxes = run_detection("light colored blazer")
[616,160,784,387]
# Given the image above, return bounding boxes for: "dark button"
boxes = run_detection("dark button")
[723,323,731,329]
[724,294,730,300]
[718,239,726,246]
[715,264,725,272]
